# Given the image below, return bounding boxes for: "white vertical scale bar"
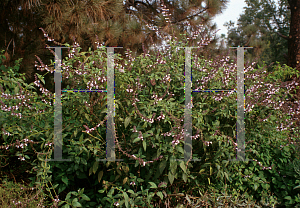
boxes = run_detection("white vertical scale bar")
[176,47,201,162]
[98,47,123,162]
[47,46,71,162]
[184,48,192,161]
[236,47,246,161]
[106,47,116,161]
[229,46,252,162]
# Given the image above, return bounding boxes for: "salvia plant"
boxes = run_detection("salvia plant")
[1,1,300,208]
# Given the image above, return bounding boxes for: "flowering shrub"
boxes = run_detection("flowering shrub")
[1,6,300,208]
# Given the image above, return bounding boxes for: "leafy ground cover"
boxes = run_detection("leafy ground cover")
[1,30,300,208]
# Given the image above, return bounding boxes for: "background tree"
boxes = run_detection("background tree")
[286,0,300,135]
[224,0,291,71]
[39,0,230,62]
[1,0,230,93]
[0,0,49,88]
[223,0,300,139]
[287,0,300,72]
[141,0,230,60]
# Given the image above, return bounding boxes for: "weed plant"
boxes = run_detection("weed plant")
[1,2,300,207]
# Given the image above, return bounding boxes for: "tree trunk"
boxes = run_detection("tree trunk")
[286,1,300,140]
[288,0,300,71]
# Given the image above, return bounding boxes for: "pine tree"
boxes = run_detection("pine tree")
[0,0,48,82]
[224,0,291,71]
[1,0,230,90]
[136,0,230,60]
[287,0,300,72]
[38,0,230,59]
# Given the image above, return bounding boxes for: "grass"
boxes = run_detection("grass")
[0,179,45,208]
[0,175,278,207]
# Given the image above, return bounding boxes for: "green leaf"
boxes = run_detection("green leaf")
[89,167,93,176]
[143,140,147,151]
[132,137,141,143]
[254,183,259,191]
[40,76,45,84]
[262,183,270,190]
[98,171,103,183]
[14,86,19,94]
[156,191,164,200]
[137,178,144,182]
[66,192,72,200]
[123,192,129,208]
[127,190,135,194]
[143,132,152,138]
[179,161,187,173]
[81,194,90,201]
[159,160,167,174]
[62,176,68,185]
[125,116,131,128]
[107,187,115,196]
[168,171,175,184]
[159,182,167,188]
[74,128,78,138]
[122,166,129,173]
[75,157,80,164]
[0,65,6,72]
[269,115,276,121]
[182,173,188,182]
[199,169,205,174]
[84,114,90,121]
[149,182,157,189]
[284,196,292,200]
[81,158,87,165]
[123,177,128,185]
[72,199,82,207]
[93,161,99,174]
[176,145,184,154]
[170,158,177,174]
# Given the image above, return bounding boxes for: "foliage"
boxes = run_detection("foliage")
[1,1,300,204]
[224,0,290,70]
[0,0,229,89]
[1,23,300,208]
[0,180,45,207]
